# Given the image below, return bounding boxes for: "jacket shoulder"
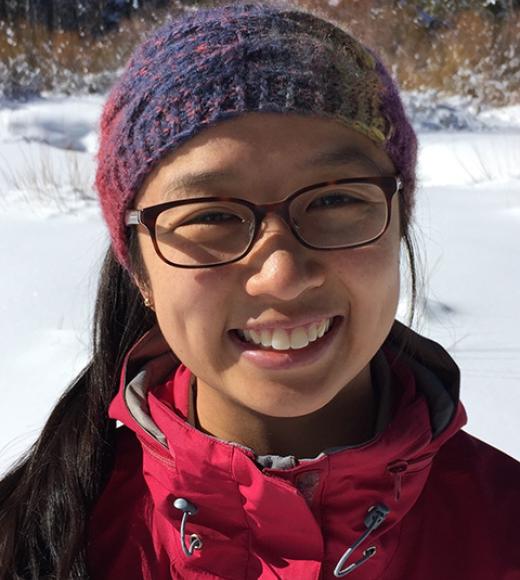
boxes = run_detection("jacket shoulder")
[390,430,520,578]
[434,429,520,483]
[428,429,520,517]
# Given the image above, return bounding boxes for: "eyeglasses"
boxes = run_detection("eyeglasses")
[125,176,402,268]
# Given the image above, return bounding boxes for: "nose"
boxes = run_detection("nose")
[244,215,326,301]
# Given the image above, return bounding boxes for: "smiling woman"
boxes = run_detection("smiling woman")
[130,115,402,446]
[1,3,519,580]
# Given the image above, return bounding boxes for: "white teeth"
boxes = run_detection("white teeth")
[290,327,310,350]
[249,329,261,344]
[238,317,334,350]
[271,328,291,350]
[260,329,272,347]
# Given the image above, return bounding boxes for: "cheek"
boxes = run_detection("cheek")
[149,264,237,360]
[333,238,401,324]
[139,231,231,317]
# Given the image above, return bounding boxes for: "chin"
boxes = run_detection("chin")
[244,391,334,419]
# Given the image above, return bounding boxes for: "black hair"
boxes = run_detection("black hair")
[0,228,154,579]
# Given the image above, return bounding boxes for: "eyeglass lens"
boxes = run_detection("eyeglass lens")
[154,182,389,266]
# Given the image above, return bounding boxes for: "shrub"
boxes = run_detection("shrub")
[301,0,520,106]
[0,2,187,97]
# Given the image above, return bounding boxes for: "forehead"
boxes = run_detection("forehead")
[136,113,395,204]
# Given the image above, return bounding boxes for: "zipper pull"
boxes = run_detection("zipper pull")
[387,460,408,502]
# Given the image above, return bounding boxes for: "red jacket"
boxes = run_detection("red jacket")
[87,322,520,579]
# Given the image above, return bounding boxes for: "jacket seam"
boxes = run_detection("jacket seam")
[231,445,253,580]
[318,456,330,576]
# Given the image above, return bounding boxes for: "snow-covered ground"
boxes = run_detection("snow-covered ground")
[0,95,519,476]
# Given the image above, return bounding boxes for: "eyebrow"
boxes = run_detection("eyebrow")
[161,170,235,201]
[160,144,380,201]
[303,144,381,171]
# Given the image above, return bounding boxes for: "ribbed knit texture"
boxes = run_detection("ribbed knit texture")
[95,3,417,269]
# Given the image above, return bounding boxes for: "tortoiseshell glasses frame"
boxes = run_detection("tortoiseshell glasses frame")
[125,175,402,268]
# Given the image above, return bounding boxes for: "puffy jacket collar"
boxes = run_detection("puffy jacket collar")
[107,321,467,578]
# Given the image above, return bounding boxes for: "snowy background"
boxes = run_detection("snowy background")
[0,94,519,475]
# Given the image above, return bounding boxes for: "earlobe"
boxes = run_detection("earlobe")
[130,274,155,311]
[143,295,155,310]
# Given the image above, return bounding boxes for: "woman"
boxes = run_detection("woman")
[1,3,519,579]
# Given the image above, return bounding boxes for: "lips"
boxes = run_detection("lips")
[235,317,334,350]
[228,316,343,370]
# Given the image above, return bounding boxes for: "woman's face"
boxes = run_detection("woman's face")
[135,113,401,418]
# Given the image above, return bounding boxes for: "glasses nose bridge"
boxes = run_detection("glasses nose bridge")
[253,198,293,232]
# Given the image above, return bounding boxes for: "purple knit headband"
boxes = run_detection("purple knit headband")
[96,2,417,270]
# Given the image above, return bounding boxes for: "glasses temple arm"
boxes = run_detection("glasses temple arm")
[125,210,142,226]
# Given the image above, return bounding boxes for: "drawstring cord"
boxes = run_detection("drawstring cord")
[387,460,408,502]
[173,497,391,571]
[173,498,203,557]
[173,496,389,574]
[333,503,390,577]
[387,454,435,502]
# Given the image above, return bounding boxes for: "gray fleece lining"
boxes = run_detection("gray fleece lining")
[124,353,175,447]
[126,370,168,446]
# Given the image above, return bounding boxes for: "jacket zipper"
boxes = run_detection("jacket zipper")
[386,453,435,501]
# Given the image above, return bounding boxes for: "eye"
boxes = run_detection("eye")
[308,192,363,209]
[181,211,244,226]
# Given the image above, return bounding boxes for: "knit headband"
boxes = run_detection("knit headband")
[95,2,417,270]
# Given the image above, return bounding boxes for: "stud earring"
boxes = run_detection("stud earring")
[144,296,154,309]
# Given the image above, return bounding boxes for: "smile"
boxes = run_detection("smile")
[235,317,334,351]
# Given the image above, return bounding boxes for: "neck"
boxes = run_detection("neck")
[192,366,376,459]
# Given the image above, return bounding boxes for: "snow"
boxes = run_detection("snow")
[404,91,520,132]
[477,105,520,130]
[418,132,520,186]
[0,95,519,475]
[0,95,103,153]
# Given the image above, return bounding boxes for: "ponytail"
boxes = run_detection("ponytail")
[0,230,154,579]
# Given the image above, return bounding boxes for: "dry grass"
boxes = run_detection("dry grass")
[0,0,519,105]
[300,0,520,106]
[393,9,520,105]
[0,145,95,211]
[0,3,186,96]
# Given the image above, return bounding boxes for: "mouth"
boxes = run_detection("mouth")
[233,316,336,351]
[228,316,343,370]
